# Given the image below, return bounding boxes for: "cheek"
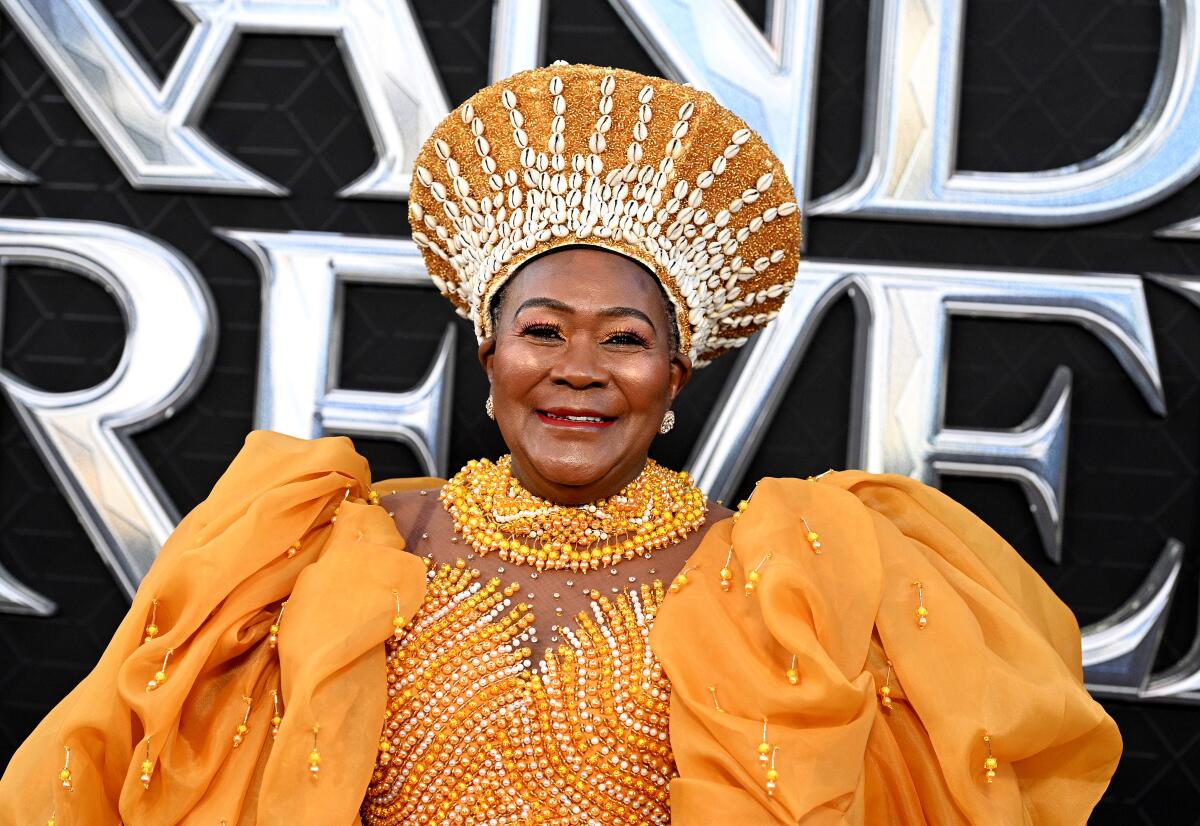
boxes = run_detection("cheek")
[613,360,672,416]
[491,343,545,401]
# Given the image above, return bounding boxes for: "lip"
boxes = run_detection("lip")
[536,407,618,429]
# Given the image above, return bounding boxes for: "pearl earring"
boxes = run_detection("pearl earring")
[659,410,675,434]
[485,395,494,420]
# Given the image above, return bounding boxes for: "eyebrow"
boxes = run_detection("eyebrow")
[512,297,658,330]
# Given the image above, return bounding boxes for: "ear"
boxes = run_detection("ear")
[478,336,498,385]
[667,351,693,404]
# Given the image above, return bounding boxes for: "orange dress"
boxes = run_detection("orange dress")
[0,430,1120,825]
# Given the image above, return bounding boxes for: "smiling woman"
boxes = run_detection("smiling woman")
[0,64,1120,826]
[482,247,691,504]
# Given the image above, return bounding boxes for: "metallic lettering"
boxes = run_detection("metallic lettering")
[219,231,455,475]
[810,0,1200,226]
[0,219,215,608]
[0,0,448,198]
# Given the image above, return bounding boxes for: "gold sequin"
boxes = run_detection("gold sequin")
[361,558,676,825]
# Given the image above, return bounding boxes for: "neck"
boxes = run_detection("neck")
[507,454,649,506]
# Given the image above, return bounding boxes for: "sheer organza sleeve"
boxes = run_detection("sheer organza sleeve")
[0,430,428,826]
[651,473,1120,825]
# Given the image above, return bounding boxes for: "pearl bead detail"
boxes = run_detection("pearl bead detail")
[360,557,675,824]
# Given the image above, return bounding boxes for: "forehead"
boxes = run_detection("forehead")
[501,248,666,313]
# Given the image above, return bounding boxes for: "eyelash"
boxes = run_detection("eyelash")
[517,321,563,339]
[516,322,650,347]
[605,329,651,347]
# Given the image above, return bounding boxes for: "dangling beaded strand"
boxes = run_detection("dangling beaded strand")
[879,660,894,711]
[232,695,252,748]
[270,689,283,741]
[983,733,998,783]
[139,738,153,789]
[143,598,159,643]
[57,746,72,792]
[268,601,286,649]
[914,581,929,629]
[719,546,734,591]
[308,726,321,780]
[146,648,173,691]
[757,718,771,765]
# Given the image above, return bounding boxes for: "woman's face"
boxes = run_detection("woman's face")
[479,247,692,505]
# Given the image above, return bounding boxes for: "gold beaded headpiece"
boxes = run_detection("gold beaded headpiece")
[409,63,802,366]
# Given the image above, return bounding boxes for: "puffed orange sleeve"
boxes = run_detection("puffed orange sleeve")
[0,430,427,826]
[651,472,1120,825]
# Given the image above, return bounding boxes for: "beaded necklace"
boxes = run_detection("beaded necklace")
[440,455,708,571]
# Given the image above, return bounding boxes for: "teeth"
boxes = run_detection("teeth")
[547,412,605,422]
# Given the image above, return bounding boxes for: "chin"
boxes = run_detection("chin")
[527,449,611,489]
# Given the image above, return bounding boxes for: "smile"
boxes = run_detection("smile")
[536,408,617,428]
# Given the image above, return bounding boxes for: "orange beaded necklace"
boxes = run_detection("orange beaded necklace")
[440,455,708,572]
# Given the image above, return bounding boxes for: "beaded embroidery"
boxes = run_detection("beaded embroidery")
[361,558,675,825]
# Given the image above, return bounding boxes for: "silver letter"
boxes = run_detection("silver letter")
[609,0,822,211]
[490,0,548,80]
[220,231,455,475]
[1118,273,1200,701]
[1083,539,1182,698]
[690,261,1164,565]
[850,264,1163,563]
[1,0,449,198]
[687,268,853,499]
[811,0,1200,226]
[0,219,215,608]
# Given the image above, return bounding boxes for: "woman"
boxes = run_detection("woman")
[0,63,1119,825]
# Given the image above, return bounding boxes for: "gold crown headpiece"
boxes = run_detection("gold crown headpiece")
[410,63,801,366]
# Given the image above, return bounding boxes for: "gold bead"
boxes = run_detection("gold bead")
[984,756,997,770]
[786,668,799,685]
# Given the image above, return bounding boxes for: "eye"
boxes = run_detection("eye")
[517,321,563,340]
[605,329,651,347]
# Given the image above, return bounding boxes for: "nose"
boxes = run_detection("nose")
[548,335,609,390]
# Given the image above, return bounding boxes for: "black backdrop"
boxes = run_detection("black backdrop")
[1,1,1199,822]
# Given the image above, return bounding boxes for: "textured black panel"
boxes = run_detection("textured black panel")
[0,1,1197,821]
